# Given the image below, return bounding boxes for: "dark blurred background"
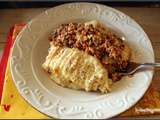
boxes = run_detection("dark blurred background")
[0,0,160,8]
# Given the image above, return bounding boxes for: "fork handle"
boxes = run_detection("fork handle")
[141,63,160,67]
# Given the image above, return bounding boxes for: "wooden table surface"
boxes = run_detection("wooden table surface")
[0,7,160,118]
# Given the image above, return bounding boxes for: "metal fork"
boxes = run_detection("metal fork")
[118,62,160,76]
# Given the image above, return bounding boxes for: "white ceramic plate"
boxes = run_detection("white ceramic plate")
[10,3,154,119]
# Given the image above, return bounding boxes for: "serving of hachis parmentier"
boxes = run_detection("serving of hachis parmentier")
[42,20,131,93]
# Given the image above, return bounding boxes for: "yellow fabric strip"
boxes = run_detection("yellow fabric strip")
[0,61,49,119]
